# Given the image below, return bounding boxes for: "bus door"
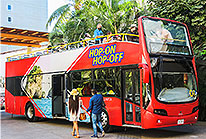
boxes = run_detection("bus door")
[122,69,141,126]
[52,74,65,117]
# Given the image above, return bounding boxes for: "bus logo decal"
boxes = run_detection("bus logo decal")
[189,90,197,98]
[88,44,124,66]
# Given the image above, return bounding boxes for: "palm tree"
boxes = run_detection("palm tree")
[47,0,148,45]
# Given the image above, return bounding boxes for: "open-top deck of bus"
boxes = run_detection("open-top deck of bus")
[5,16,198,131]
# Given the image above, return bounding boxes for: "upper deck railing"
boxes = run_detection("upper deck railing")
[6,33,187,62]
[6,33,139,62]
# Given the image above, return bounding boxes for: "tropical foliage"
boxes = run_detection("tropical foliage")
[47,0,148,45]
[147,0,206,58]
[48,0,206,120]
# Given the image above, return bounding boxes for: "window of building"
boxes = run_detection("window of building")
[8,17,12,22]
[8,5,11,11]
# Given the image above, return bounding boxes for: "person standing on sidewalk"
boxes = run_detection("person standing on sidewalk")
[86,89,105,138]
[68,89,81,138]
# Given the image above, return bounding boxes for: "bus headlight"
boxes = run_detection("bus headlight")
[154,109,168,116]
[192,106,198,113]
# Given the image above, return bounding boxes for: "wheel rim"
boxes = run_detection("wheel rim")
[27,106,34,119]
[101,111,108,128]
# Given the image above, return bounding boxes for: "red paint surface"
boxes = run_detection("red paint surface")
[5,90,43,117]
[6,57,39,77]
[5,16,198,129]
[5,89,14,114]
[141,109,198,129]
[124,100,141,126]
[71,42,142,71]
[81,97,122,126]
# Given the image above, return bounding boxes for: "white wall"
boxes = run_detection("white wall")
[0,0,48,32]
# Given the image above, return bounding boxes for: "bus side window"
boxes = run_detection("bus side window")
[115,67,121,97]
[94,68,116,96]
[70,68,121,97]
[16,76,23,96]
[81,71,92,95]
[142,76,151,109]
[82,82,92,95]
[70,71,92,96]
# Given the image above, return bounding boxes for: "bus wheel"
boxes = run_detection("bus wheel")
[101,109,111,132]
[25,102,38,122]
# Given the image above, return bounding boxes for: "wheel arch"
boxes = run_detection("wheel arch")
[25,101,36,122]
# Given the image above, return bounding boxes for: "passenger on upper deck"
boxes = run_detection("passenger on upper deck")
[114,33,122,41]
[154,27,173,52]
[126,24,139,42]
[84,33,93,46]
[103,31,113,43]
[47,42,53,53]
[147,21,173,53]
[94,23,104,44]
[47,44,52,50]
[27,46,32,54]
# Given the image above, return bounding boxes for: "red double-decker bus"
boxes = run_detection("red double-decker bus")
[5,16,198,131]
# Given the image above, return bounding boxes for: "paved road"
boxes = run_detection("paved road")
[1,110,206,139]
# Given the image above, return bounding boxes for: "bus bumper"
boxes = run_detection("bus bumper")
[142,110,199,129]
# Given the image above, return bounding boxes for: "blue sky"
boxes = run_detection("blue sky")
[48,0,68,16]
[48,0,69,31]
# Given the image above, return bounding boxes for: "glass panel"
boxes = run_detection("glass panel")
[126,102,133,121]
[82,82,92,95]
[94,69,104,80]
[125,71,133,101]
[114,67,121,97]
[81,71,92,81]
[135,106,141,122]
[124,69,140,104]
[94,68,115,80]
[72,81,93,96]
[70,67,120,97]
[154,72,197,103]
[8,5,11,10]
[142,18,191,55]
[94,80,115,95]
[94,68,116,95]
[8,17,12,22]
[71,72,81,80]
[142,75,151,109]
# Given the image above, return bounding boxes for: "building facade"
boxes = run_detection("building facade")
[0,0,48,82]
[0,0,48,32]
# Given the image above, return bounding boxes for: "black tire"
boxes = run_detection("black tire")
[90,109,112,133]
[25,102,38,122]
[100,109,111,132]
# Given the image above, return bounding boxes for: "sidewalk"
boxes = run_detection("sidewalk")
[195,121,206,126]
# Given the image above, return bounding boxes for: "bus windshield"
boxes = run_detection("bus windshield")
[142,18,192,55]
[153,72,197,103]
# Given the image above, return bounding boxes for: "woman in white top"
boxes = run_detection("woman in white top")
[68,89,81,138]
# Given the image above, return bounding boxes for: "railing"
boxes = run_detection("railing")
[6,33,186,62]
[6,33,139,62]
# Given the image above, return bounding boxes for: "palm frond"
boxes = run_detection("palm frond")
[46,3,73,28]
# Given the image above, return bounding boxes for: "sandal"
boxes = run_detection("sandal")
[71,132,75,136]
[74,135,80,138]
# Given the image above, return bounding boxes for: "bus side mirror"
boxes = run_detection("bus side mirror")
[138,63,149,83]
